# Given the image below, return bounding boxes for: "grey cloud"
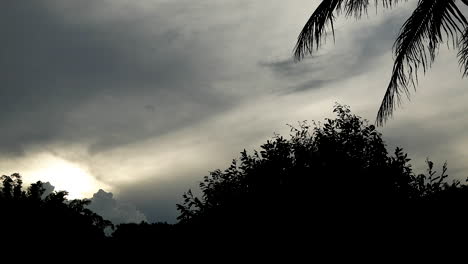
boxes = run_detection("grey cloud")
[291,79,331,93]
[382,106,468,180]
[87,189,148,224]
[0,1,236,155]
[41,182,55,198]
[260,57,335,93]
[113,170,204,223]
[262,56,324,78]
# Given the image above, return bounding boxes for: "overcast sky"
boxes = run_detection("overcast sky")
[2,0,468,223]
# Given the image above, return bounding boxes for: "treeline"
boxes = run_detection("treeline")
[0,174,113,247]
[2,104,468,252]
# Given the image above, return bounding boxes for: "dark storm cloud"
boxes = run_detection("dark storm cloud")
[0,1,235,155]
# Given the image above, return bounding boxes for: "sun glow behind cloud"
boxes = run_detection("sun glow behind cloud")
[31,156,109,199]
[1,153,110,200]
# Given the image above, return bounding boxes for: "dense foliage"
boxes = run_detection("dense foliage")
[0,174,112,247]
[174,104,468,243]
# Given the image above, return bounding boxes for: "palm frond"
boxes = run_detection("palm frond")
[294,0,346,61]
[344,0,371,18]
[458,27,468,76]
[294,0,407,60]
[376,0,467,125]
[380,0,407,8]
[345,0,407,17]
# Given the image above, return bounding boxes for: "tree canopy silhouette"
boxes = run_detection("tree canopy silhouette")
[0,174,113,248]
[294,0,468,125]
[176,104,468,245]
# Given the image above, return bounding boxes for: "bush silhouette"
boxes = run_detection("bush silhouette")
[0,174,113,249]
[175,104,468,245]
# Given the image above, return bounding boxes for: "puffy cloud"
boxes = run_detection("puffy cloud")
[41,182,55,198]
[87,189,147,224]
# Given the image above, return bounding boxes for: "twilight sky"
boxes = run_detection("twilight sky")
[2,0,468,223]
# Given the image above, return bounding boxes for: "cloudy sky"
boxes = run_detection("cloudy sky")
[2,0,468,223]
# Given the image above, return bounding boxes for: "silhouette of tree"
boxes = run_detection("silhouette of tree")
[294,1,468,125]
[0,175,113,248]
[111,222,179,249]
[176,104,468,245]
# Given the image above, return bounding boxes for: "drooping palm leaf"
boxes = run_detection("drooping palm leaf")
[294,0,407,60]
[458,27,468,76]
[376,0,467,125]
[294,0,468,125]
[294,0,346,60]
[344,0,370,17]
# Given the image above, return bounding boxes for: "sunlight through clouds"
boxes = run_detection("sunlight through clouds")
[0,153,110,200]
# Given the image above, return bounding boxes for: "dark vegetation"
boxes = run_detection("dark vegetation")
[0,174,113,252]
[2,104,468,251]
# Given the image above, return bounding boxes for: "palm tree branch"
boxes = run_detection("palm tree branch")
[458,27,468,76]
[294,0,407,61]
[376,0,467,125]
[457,0,468,76]
[294,0,346,60]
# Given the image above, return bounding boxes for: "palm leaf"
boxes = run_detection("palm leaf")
[294,0,407,60]
[294,0,346,60]
[344,0,371,18]
[376,0,467,125]
[458,27,468,76]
